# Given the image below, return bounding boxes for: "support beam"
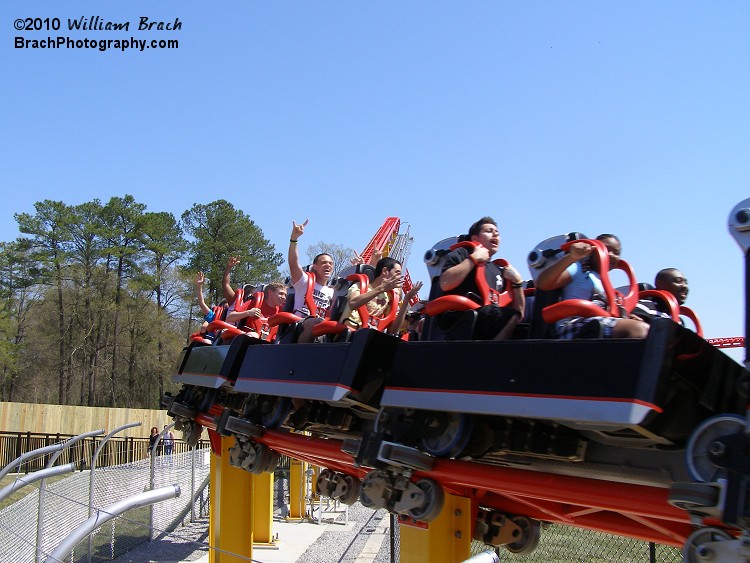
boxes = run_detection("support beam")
[288,459,307,520]
[252,472,275,545]
[210,435,253,562]
[399,493,472,563]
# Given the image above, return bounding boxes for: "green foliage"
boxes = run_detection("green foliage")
[306,241,357,279]
[1,196,285,408]
[181,200,283,304]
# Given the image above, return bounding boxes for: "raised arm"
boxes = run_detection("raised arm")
[390,281,423,335]
[195,272,211,316]
[348,269,403,310]
[222,257,240,303]
[368,249,383,268]
[288,219,308,285]
[536,242,592,291]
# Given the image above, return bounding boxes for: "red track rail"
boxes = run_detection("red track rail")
[360,217,401,263]
[708,336,745,349]
[359,216,420,302]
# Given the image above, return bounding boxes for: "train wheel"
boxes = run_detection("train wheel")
[682,527,732,563]
[668,482,720,514]
[183,421,203,448]
[419,413,473,458]
[406,478,444,523]
[261,448,280,473]
[505,516,541,555]
[197,389,217,412]
[686,414,745,482]
[259,396,292,428]
[315,469,336,497]
[336,475,361,506]
[244,443,278,475]
[360,488,376,509]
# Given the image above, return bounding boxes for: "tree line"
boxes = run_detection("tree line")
[0,196,285,409]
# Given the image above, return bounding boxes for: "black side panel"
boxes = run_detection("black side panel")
[234,329,399,405]
[642,318,747,441]
[388,337,653,400]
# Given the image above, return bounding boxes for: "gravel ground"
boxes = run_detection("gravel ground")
[113,515,210,562]
[297,503,395,563]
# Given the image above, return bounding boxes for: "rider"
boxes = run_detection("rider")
[655,268,689,305]
[289,219,335,343]
[225,282,288,340]
[437,217,525,340]
[536,234,648,339]
[337,258,422,336]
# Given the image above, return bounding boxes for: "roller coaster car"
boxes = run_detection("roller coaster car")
[162,334,260,446]
[359,234,743,487]
[165,203,750,560]
[378,317,744,482]
[344,230,748,559]
[231,327,400,437]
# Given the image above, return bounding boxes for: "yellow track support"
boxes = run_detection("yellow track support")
[399,493,472,563]
[209,435,254,562]
[288,458,308,520]
[252,471,275,546]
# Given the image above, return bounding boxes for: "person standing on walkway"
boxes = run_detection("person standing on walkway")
[163,425,175,456]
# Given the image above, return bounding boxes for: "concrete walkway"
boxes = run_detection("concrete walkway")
[141,502,391,563]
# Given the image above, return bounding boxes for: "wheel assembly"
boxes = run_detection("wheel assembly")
[668,482,721,516]
[419,413,474,458]
[682,527,733,563]
[315,469,336,497]
[229,439,279,474]
[504,516,541,555]
[405,478,445,523]
[258,396,292,428]
[182,421,203,448]
[686,414,745,482]
[335,474,361,505]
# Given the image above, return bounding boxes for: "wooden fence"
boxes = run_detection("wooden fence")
[0,430,209,473]
[0,401,210,472]
[0,401,170,438]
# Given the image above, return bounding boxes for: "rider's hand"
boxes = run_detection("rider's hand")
[291,219,309,240]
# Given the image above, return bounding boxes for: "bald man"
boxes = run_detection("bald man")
[655,268,689,305]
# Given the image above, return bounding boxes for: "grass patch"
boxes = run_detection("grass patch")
[0,473,69,511]
[71,505,152,562]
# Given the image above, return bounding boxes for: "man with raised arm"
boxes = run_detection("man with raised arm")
[289,219,335,342]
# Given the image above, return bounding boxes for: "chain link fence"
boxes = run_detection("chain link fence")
[466,523,683,562]
[0,448,210,563]
[387,517,683,562]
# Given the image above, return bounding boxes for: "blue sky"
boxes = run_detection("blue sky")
[2,2,749,359]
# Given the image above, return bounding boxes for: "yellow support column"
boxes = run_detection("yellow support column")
[399,493,472,563]
[209,447,218,563]
[209,435,254,562]
[311,465,320,502]
[252,472,275,546]
[288,458,307,520]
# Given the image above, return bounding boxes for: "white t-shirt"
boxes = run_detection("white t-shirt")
[292,272,334,318]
